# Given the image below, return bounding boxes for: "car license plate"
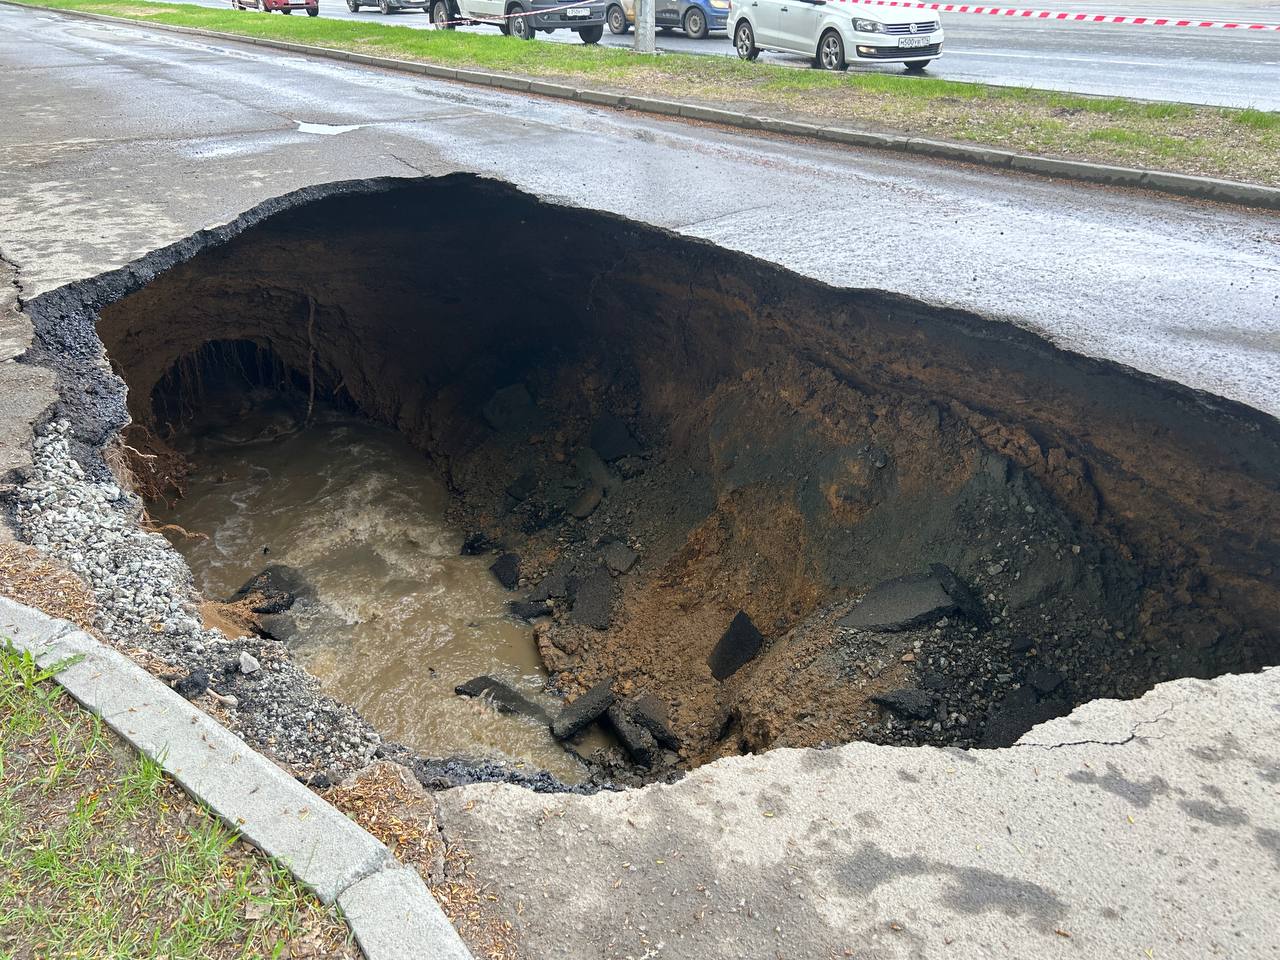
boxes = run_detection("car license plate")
[898,35,931,48]
[566,5,590,15]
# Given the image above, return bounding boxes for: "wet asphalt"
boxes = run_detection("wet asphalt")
[178,0,1280,108]
[1,7,1277,416]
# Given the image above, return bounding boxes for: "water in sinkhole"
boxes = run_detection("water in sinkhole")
[151,399,601,782]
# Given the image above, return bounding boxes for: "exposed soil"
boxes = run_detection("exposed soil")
[12,174,1280,786]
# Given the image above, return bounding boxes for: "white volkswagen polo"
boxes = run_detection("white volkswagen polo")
[731,0,943,71]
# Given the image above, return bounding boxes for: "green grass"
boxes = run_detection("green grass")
[11,0,1280,185]
[0,641,355,960]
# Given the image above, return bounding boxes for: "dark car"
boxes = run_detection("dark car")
[232,0,319,14]
[606,0,729,39]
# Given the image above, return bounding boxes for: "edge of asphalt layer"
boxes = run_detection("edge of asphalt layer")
[0,596,474,960]
[8,0,1280,213]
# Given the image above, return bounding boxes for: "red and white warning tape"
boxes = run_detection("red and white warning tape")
[833,1,1280,30]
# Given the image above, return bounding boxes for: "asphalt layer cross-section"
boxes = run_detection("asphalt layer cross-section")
[1,6,1277,417]
[177,0,1280,108]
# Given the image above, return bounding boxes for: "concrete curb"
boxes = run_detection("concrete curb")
[0,597,473,960]
[9,0,1280,211]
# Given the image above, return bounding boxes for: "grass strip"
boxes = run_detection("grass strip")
[13,0,1280,185]
[0,641,358,960]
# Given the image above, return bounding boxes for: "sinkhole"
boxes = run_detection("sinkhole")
[39,174,1280,785]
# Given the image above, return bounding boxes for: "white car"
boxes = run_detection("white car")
[730,0,943,71]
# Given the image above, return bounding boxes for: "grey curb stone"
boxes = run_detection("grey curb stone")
[1009,153,1149,186]
[621,95,684,116]
[529,80,578,98]
[578,88,621,106]
[489,74,531,93]
[4,0,1278,211]
[340,865,474,960]
[0,598,473,959]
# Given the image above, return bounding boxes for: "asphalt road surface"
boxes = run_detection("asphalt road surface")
[2,6,1278,415]
[176,0,1280,107]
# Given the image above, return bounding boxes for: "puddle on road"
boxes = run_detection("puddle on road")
[152,400,595,783]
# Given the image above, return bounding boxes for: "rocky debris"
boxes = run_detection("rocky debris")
[872,688,935,720]
[569,485,603,520]
[569,565,615,630]
[589,414,641,462]
[505,470,537,502]
[928,563,988,628]
[460,531,498,556]
[551,680,616,740]
[529,565,570,602]
[14,420,208,641]
[1027,668,1065,696]
[605,702,656,766]
[455,676,551,724]
[230,565,304,615]
[172,668,209,700]
[627,692,680,750]
[575,447,615,492]
[239,650,261,675]
[708,611,765,681]
[509,599,552,621]
[481,384,535,431]
[602,541,639,576]
[839,572,958,633]
[488,552,521,590]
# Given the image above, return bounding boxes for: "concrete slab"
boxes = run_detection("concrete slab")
[338,865,474,960]
[438,669,1280,959]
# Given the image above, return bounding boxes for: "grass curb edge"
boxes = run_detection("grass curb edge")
[0,595,474,960]
[9,0,1280,211]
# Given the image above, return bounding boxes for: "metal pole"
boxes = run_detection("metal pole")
[634,0,655,53]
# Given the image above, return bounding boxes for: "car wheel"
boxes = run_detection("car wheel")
[432,0,454,26]
[904,59,931,72]
[733,19,758,60]
[379,0,391,11]
[579,23,603,43]
[499,20,510,32]
[281,6,292,11]
[607,4,628,34]
[306,5,318,13]
[817,29,845,70]
[683,7,707,39]
[509,4,534,38]
[347,0,359,10]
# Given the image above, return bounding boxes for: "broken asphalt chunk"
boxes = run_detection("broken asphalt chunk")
[551,679,616,740]
[708,610,765,681]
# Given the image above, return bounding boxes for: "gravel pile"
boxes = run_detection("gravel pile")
[13,419,381,777]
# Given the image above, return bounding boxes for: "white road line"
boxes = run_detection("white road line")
[943,49,1177,64]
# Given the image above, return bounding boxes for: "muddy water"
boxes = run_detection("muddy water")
[154,405,594,782]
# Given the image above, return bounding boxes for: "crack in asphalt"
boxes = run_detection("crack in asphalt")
[1015,696,1182,751]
